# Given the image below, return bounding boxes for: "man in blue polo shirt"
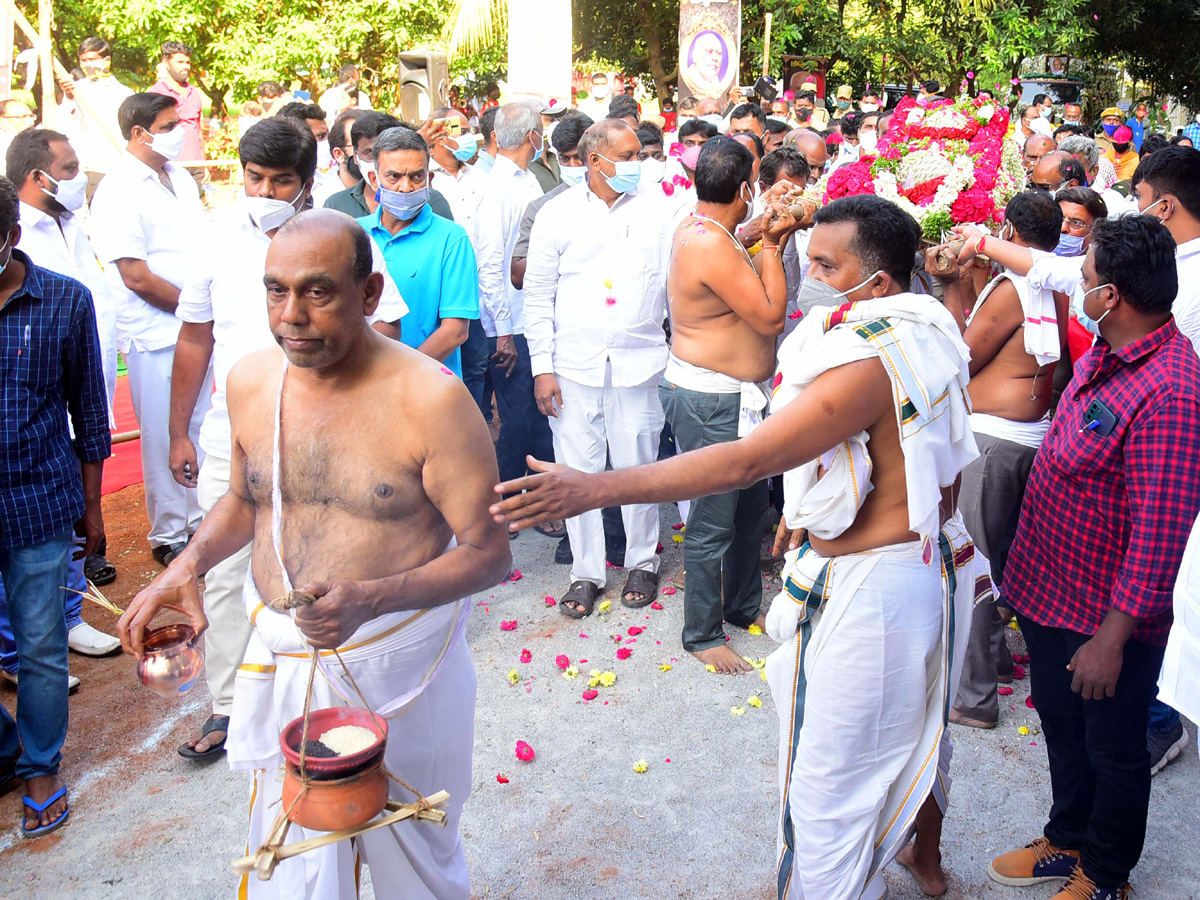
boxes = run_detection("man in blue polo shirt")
[359,125,479,375]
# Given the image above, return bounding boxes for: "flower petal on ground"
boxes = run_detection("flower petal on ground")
[520,649,532,664]
[748,696,763,708]
[598,600,612,613]
[515,740,536,761]
[582,689,599,701]
[633,759,648,773]
[599,671,617,687]
[616,647,632,660]
[730,706,746,716]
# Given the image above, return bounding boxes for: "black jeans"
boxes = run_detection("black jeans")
[660,380,767,651]
[1019,614,1165,888]
[489,333,554,484]
[462,318,493,423]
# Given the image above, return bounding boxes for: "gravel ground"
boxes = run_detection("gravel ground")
[1,504,1197,899]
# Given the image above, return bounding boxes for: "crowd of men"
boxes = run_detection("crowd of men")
[0,37,1198,900]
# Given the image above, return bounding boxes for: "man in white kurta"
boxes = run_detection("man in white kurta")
[90,92,208,563]
[169,118,407,759]
[523,120,671,610]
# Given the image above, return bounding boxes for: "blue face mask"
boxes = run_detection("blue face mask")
[377,184,429,220]
[598,155,641,194]
[560,164,586,187]
[451,135,480,162]
[474,150,495,173]
[1055,233,1087,257]
[1072,282,1113,337]
[1102,123,1118,136]
[530,133,543,163]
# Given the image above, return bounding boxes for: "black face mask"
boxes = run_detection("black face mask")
[1113,142,1131,154]
[343,152,362,181]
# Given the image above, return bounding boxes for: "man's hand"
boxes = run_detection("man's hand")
[1067,636,1124,700]
[739,216,764,248]
[762,203,799,244]
[534,373,564,418]
[772,523,805,557]
[925,243,968,281]
[117,563,207,657]
[950,225,989,264]
[293,580,377,649]
[57,74,75,100]
[491,334,518,376]
[169,435,199,488]
[74,504,105,559]
[417,117,449,149]
[490,456,593,531]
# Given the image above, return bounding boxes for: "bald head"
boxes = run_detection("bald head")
[696,98,721,117]
[1023,134,1056,172]
[276,209,373,283]
[578,118,637,162]
[788,129,828,183]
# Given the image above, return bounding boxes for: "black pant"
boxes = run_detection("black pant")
[1019,614,1165,888]
[488,334,554,484]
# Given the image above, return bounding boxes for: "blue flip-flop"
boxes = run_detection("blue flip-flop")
[20,786,69,838]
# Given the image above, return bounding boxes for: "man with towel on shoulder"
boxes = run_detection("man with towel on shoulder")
[118,210,512,899]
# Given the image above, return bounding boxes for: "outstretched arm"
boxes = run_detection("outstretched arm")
[490,356,892,531]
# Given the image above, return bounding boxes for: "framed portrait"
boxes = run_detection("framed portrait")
[678,0,741,105]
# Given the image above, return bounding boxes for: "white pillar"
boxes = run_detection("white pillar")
[506,0,572,104]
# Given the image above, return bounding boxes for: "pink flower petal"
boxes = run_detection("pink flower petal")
[582,689,599,700]
[650,601,664,610]
[496,773,509,783]
[578,658,588,664]
[671,523,684,530]
[998,686,1014,696]
[1026,695,1036,709]
[661,587,676,596]
[520,649,532,664]
[500,620,518,631]
[1012,664,1026,679]
[628,626,644,636]
[616,647,632,660]
[579,632,589,639]
[515,740,536,762]
[555,654,570,669]
[545,596,557,606]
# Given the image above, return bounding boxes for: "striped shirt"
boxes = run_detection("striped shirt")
[0,250,110,549]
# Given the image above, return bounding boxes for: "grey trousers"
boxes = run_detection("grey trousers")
[954,432,1036,722]
[659,380,768,652]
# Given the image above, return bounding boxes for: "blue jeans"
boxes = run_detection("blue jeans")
[1148,698,1181,734]
[0,530,73,779]
[462,318,493,423]
[0,534,85,673]
[489,333,554,484]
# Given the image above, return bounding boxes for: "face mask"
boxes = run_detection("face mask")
[1113,142,1131,154]
[599,155,641,194]
[530,133,543,163]
[244,191,305,233]
[737,183,756,226]
[680,144,702,172]
[39,170,88,211]
[592,85,609,100]
[1102,123,1118,136]
[860,130,878,153]
[641,157,666,184]
[560,164,586,187]
[378,183,429,220]
[837,99,851,110]
[0,235,11,275]
[148,126,185,160]
[1140,196,1166,219]
[474,149,495,173]
[451,134,480,162]
[797,269,884,309]
[860,103,878,113]
[1063,117,1080,125]
[701,114,724,127]
[797,108,812,123]
[1055,233,1087,257]
[316,142,332,171]
[82,61,110,82]
[1041,106,1053,118]
[1073,282,1113,336]
[341,152,362,181]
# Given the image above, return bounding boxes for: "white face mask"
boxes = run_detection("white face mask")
[40,170,88,211]
[738,183,755,226]
[860,103,878,113]
[147,126,185,161]
[316,142,333,171]
[243,190,305,233]
[640,157,666,184]
[860,130,878,153]
[559,163,586,187]
[796,269,885,309]
[1140,196,1167,219]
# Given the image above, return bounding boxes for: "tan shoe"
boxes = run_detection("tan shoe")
[949,707,996,729]
[988,837,1080,886]
[1048,867,1131,900]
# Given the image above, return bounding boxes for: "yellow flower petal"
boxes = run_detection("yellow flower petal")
[633,758,648,773]
[658,663,673,672]
[730,706,746,716]
[599,671,617,687]
[1018,725,1030,735]
[507,668,520,685]
[747,624,764,635]
[589,669,601,677]
[603,277,613,290]
[705,664,717,673]
[587,675,602,688]
[672,534,684,543]
[751,658,767,670]
[598,600,612,613]
[748,696,763,708]
[562,666,579,679]
[1008,620,1019,631]
[760,670,767,682]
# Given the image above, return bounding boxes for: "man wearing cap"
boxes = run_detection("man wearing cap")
[1096,107,1122,155]
[1105,125,1140,182]
[832,85,854,121]
[540,98,569,144]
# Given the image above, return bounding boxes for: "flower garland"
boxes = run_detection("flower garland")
[807,94,1024,241]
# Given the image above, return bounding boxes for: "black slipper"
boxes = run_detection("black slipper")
[84,553,117,586]
[178,714,230,761]
[620,569,659,608]
[559,581,600,619]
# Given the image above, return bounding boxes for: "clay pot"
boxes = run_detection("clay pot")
[137,624,204,697]
[282,756,389,831]
[280,707,388,777]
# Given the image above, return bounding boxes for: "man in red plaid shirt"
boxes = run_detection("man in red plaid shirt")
[969,215,1200,900]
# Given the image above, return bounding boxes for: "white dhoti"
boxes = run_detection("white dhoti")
[226,361,476,899]
[764,295,987,899]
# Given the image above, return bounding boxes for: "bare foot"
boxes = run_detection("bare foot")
[896,840,947,897]
[692,644,753,674]
[23,773,68,832]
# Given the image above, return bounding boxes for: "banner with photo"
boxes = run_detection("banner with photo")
[678,0,742,107]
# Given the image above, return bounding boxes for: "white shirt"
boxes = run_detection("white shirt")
[430,161,487,245]
[310,166,345,209]
[16,201,113,321]
[90,151,203,352]
[176,205,408,461]
[59,76,133,174]
[1169,238,1200,348]
[524,182,672,388]
[1161,511,1200,724]
[474,154,543,336]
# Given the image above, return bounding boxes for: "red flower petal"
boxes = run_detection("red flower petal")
[1026,695,1036,709]
[650,601,664,610]
[496,774,509,784]
[545,596,557,606]
[616,647,632,660]
[661,587,676,596]
[555,654,570,669]
[515,740,536,762]
[519,649,532,664]
[627,626,644,636]
[582,689,599,700]
[998,686,1014,696]
[500,620,518,631]
[1012,664,1026,680]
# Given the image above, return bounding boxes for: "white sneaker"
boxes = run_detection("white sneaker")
[68,622,121,656]
[1,669,81,691]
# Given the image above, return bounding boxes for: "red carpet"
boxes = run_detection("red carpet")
[102,375,144,496]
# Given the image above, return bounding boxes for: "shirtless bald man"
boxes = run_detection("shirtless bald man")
[118,210,511,899]
[659,135,801,674]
